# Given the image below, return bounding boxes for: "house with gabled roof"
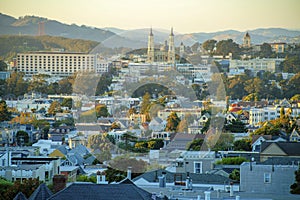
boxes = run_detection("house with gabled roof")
[251,135,286,152]
[47,182,154,200]
[28,183,52,200]
[289,128,300,142]
[149,117,166,131]
[260,141,300,162]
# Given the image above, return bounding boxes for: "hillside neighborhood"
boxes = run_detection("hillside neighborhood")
[0,12,300,200]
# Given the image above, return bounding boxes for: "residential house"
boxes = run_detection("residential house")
[133,169,232,187]
[60,166,79,182]
[174,151,216,174]
[290,129,300,142]
[46,181,154,200]
[240,161,298,194]
[149,117,166,131]
[27,183,53,200]
[0,156,60,183]
[251,135,286,152]
[226,112,238,123]
[163,133,205,151]
[260,142,300,162]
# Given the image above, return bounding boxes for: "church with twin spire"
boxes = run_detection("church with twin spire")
[147,27,176,64]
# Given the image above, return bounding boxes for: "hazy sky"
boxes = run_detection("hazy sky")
[1,0,300,33]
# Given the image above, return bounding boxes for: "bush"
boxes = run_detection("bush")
[216,157,248,165]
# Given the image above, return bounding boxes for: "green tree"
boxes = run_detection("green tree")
[285,72,300,98]
[212,133,234,151]
[0,100,11,122]
[165,112,181,132]
[48,101,62,115]
[0,60,7,71]
[87,133,113,152]
[229,169,240,181]
[107,156,148,182]
[282,55,300,73]
[259,43,273,58]
[95,104,109,118]
[216,157,248,165]
[224,120,247,133]
[216,39,240,58]
[187,139,204,151]
[76,175,96,183]
[27,74,48,94]
[61,98,73,109]
[5,72,28,98]
[202,39,217,53]
[94,150,112,163]
[290,166,300,194]
[16,131,29,146]
[233,139,251,151]
[2,178,40,200]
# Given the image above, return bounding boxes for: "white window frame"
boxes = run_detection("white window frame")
[264,173,271,183]
[194,161,202,174]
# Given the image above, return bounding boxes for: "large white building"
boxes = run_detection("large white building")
[249,106,300,126]
[229,58,284,75]
[17,51,96,77]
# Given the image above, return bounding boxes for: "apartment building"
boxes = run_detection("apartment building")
[249,106,300,125]
[229,58,284,74]
[17,51,96,77]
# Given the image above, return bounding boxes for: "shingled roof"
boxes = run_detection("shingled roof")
[47,183,153,200]
[13,192,28,200]
[28,183,52,200]
[133,169,231,184]
[261,142,300,156]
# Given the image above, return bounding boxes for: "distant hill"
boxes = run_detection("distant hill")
[104,27,300,47]
[0,13,115,42]
[1,13,300,50]
[0,35,99,60]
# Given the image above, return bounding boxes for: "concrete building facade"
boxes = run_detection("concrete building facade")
[240,162,298,194]
[17,51,96,77]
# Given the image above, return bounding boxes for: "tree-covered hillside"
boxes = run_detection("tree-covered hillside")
[0,35,99,60]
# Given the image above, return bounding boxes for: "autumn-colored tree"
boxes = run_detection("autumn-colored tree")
[110,122,121,130]
[165,112,181,132]
[140,92,151,115]
[48,101,62,115]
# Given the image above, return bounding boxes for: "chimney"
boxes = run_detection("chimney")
[127,167,132,180]
[53,174,67,193]
[158,173,166,188]
[101,171,106,183]
[204,191,211,200]
[96,171,101,184]
[230,182,234,197]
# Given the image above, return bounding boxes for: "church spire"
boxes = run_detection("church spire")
[150,27,153,36]
[170,27,174,36]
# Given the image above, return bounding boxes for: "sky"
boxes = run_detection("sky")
[1,0,300,33]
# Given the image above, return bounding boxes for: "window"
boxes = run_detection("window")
[264,173,271,183]
[194,162,202,174]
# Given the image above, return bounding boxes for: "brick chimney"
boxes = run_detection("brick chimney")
[53,174,67,193]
